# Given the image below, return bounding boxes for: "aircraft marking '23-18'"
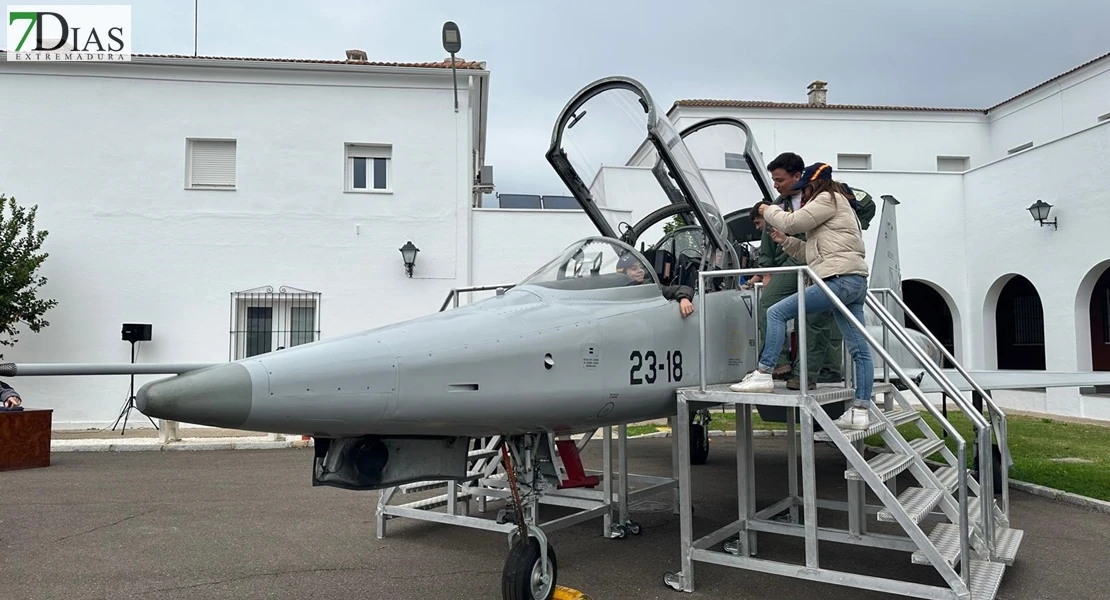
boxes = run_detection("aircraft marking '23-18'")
[629,350,683,385]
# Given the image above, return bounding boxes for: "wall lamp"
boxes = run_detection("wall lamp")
[1026,199,1058,230]
[399,241,420,277]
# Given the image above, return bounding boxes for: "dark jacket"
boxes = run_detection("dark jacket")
[661,284,694,302]
[0,381,20,405]
[759,194,806,270]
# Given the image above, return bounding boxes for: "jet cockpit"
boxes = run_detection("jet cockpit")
[543,76,743,294]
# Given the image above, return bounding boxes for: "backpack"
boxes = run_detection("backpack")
[840,184,876,230]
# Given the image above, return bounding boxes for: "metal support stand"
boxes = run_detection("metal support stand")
[375,428,674,544]
[111,340,158,434]
[666,386,988,599]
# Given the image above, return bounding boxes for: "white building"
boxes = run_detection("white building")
[0,49,491,428]
[3,48,1109,427]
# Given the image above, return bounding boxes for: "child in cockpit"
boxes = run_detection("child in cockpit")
[616,253,694,318]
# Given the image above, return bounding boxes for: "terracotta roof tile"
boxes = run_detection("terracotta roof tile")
[672,99,985,113]
[673,50,1110,115]
[0,50,486,70]
[987,50,1110,110]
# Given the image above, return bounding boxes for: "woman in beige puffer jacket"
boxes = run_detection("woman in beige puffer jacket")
[730,162,875,430]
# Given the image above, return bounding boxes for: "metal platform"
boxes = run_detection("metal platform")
[664,269,1021,600]
[376,425,677,542]
[664,383,1017,600]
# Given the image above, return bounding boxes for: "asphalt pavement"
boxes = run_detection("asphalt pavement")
[1,437,1107,600]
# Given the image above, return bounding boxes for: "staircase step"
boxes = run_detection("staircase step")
[878,487,944,524]
[992,527,1024,566]
[846,452,914,482]
[966,496,982,522]
[404,491,474,511]
[908,437,946,458]
[872,382,896,395]
[912,522,962,567]
[969,559,1007,600]
[887,408,921,426]
[815,417,889,443]
[468,448,501,461]
[400,480,448,494]
[934,466,960,493]
[399,471,483,494]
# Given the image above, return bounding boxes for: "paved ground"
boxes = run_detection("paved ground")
[1,437,1107,600]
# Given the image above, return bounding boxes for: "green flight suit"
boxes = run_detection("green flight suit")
[757,199,843,383]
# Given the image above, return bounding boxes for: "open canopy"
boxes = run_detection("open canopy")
[544,77,732,258]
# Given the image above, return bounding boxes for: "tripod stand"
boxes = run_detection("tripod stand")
[111,339,159,435]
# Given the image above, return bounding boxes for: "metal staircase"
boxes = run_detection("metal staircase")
[665,266,1022,600]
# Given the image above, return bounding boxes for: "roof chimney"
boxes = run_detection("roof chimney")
[807,80,828,106]
[345,49,368,62]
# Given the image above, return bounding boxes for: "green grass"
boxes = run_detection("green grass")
[626,424,660,437]
[663,407,1110,502]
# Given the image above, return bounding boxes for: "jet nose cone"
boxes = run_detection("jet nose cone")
[136,362,253,429]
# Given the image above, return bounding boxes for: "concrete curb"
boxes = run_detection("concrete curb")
[1006,480,1110,515]
[51,437,313,453]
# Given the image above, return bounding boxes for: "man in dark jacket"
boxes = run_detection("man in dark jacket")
[617,253,694,318]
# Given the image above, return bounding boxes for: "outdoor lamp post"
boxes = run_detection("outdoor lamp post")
[442,21,461,112]
[400,241,420,277]
[1026,199,1058,230]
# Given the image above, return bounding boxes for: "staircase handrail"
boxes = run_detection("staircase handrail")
[870,287,1011,518]
[864,295,998,556]
[697,264,976,587]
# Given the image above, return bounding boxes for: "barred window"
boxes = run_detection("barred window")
[230,286,321,360]
[1012,294,1044,346]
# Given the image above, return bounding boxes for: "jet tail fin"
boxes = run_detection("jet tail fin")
[867,195,904,326]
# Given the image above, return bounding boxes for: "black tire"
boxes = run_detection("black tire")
[690,423,709,465]
[502,537,557,600]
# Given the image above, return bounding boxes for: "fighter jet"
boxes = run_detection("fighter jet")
[5,76,1110,600]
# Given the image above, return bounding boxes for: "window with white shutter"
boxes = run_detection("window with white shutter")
[345,143,392,193]
[837,153,871,170]
[187,139,237,189]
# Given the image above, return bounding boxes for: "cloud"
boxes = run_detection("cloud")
[122,0,1110,193]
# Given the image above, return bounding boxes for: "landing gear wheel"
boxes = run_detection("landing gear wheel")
[690,423,709,465]
[502,537,557,600]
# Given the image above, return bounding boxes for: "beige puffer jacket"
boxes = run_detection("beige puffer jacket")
[762,189,869,280]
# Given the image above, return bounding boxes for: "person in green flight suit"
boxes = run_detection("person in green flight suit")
[758,152,843,390]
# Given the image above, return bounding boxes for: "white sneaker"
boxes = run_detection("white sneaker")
[729,371,774,393]
[834,407,870,430]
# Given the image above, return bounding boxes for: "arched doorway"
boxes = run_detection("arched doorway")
[995,275,1045,370]
[1090,268,1110,371]
[902,280,958,368]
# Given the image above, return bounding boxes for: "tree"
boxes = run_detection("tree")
[661,216,684,235]
[1,194,59,359]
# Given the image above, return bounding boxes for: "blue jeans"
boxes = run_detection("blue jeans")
[758,274,874,405]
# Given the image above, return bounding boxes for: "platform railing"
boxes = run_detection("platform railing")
[862,293,998,558]
[870,287,1011,520]
[697,264,987,588]
[439,283,517,312]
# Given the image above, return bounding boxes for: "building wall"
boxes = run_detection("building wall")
[986,57,1110,159]
[672,108,991,172]
[470,208,599,288]
[0,60,478,428]
[963,120,1110,420]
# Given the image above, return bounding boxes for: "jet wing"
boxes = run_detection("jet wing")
[879,368,1110,393]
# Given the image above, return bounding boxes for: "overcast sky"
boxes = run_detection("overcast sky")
[22,0,1109,194]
